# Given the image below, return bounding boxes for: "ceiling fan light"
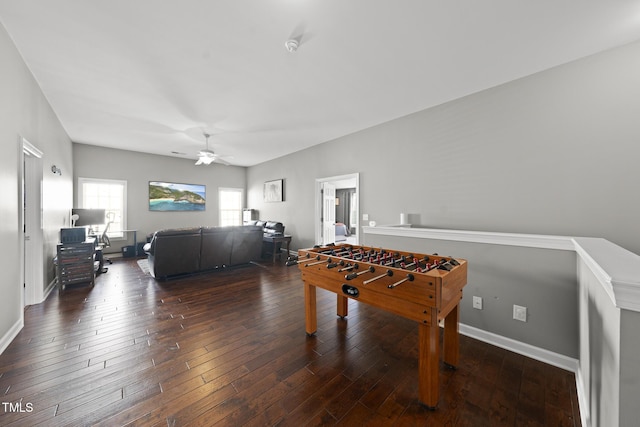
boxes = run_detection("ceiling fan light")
[285,39,298,53]
[195,155,215,165]
[194,132,229,166]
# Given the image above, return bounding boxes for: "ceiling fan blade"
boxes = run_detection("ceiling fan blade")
[192,132,231,165]
[288,23,314,47]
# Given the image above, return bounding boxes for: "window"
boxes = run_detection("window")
[77,177,127,239]
[219,188,243,226]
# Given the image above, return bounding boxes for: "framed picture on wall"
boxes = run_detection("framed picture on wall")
[149,181,206,211]
[264,179,284,202]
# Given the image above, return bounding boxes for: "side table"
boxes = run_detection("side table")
[263,234,292,263]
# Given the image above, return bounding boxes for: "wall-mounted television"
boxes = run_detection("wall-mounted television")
[149,181,206,211]
[72,208,106,226]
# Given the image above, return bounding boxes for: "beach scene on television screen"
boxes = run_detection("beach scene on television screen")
[149,181,206,211]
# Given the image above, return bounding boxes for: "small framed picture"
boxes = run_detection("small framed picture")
[264,179,284,202]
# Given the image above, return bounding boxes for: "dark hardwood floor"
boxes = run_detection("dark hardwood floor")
[0,258,581,426]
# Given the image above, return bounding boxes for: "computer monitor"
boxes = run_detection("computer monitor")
[72,208,106,227]
[60,227,86,243]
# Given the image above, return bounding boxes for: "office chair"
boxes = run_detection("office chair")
[97,212,115,273]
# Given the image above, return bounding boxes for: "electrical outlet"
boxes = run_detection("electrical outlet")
[513,305,527,322]
[362,213,369,221]
[472,296,483,310]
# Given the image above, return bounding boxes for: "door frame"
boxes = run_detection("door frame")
[314,173,359,246]
[20,136,44,306]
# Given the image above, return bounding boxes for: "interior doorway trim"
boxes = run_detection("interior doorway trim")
[23,138,43,158]
[20,136,44,307]
[315,173,360,246]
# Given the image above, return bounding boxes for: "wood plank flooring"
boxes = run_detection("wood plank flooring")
[0,258,581,426]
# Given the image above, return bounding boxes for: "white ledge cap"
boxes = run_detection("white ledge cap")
[362,226,640,312]
[573,237,640,312]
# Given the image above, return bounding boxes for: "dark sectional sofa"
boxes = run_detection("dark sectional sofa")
[246,220,286,256]
[252,220,285,236]
[144,225,263,279]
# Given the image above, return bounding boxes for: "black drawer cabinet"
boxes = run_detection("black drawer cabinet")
[56,239,97,291]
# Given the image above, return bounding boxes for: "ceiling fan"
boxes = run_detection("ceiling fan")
[195,133,230,166]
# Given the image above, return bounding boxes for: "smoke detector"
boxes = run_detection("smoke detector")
[284,39,299,53]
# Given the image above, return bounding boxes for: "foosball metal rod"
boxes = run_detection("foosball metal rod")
[419,259,456,272]
[285,253,314,266]
[388,273,415,288]
[400,256,430,270]
[333,249,353,257]
[362,269,394,285]
[345,266,375,280]
[305,257,331,267]
[338,263,357,272]
[327,260,345,269]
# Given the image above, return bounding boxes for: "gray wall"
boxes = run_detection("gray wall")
[244,39,640,370]
[247,39,640,256]
[0,22,73,341]
[363,234,579,358]
[73,144,247,249]
[619,308,640,427]
[4,14,640,423]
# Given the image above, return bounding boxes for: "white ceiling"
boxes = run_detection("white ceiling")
[2,1,640,167]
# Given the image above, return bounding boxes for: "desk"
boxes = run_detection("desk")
[91,229,139,256]
[263,234,292,263]
[120,229,139,255]
[110,229,139,256]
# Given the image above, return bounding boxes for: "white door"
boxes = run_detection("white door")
[315,173,359,246]
[322,182,336,245]
[22,139,44,306]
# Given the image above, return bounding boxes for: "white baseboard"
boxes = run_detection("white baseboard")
[0,317,23,355]
[459,323,588,426]
[574,367,590,427]
[459,323,578,371]
[43,278,57,302]
[4,280,54,356]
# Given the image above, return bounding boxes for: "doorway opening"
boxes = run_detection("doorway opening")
[315,173,359,246]
[20,137,44,307]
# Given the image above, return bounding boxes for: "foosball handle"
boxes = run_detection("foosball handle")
[285,253,311,266]
[327,260,345,269]
[345,272,358,280]
[388,273,415,288]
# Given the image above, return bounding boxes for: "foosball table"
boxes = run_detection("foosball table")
[288,243,468,408]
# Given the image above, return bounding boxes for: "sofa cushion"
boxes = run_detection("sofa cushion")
[153,227,202,237]
[148,228,201,278]
[200,226,234,269]
[146,225,264,279]
[263,221,284,235]
[229,225,263,265]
